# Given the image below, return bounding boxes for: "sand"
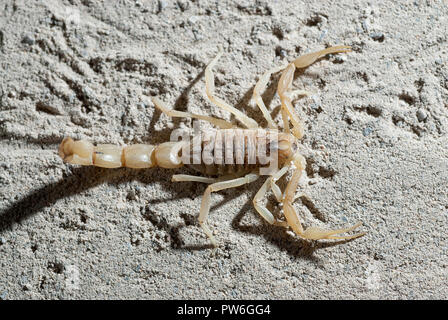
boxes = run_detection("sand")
[0,0,447,299]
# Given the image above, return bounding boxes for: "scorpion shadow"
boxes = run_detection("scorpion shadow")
[0,57,352,259]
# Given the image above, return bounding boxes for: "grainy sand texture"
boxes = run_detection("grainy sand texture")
[0,0,447,299]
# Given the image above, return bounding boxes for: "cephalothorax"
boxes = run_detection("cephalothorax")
[59,46,365,247]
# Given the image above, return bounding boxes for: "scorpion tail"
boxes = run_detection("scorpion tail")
[59,137,158,169]
[59,137,185,169]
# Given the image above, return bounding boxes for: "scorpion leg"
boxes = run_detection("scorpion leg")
[278,63,305,139]
[171,174,217,183]
[252,64,287,129]
[205,51,259,129]
[269,165,290,203]
[253,174,288,228]
[282,153,365,240]
[151,97,234,129]
[199,173,259,246]
[291,45,351,69]
[277,45,352,138]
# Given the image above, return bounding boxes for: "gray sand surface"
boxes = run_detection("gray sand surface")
[0,0,447,299]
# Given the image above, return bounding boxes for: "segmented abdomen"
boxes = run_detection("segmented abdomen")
[184,129,276,176]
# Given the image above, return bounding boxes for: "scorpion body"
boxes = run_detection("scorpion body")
[60,128,295,173]
[59,46,365,247]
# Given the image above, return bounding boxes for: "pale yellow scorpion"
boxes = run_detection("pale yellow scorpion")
[59,46,365,247]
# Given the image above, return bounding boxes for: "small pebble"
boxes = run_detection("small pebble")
[188,16,200,24]
[310,94,321,110]
[362,20,371,32]
[22,34,35,45]
[0,291,7,300]
[370,32,385,42]
[363,127,373,136]
[177,0,189,12]
[22,283,32,291]
[275,46,287,58]
[82,86,93,99]
[158,0,167,13]
[127,190,138,201]
[319,29,328,41]
[416,109,427,121]
[333,55,347,63]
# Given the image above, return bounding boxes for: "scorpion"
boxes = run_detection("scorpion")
[59,45,365,247]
